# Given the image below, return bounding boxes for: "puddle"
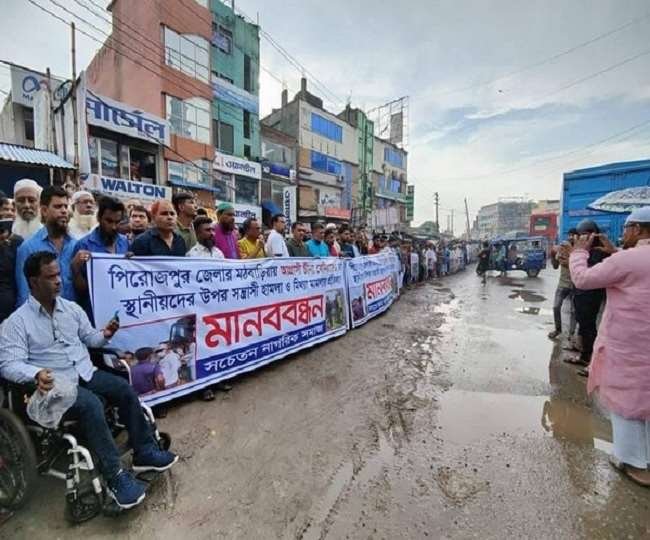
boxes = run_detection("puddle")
[438,389,611,449]
[516,306,553,316]
[508,289,546,302]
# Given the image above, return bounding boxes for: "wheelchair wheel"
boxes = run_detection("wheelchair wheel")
[0,408,38,510]
[64,487,103,524]
[158,432,171,451]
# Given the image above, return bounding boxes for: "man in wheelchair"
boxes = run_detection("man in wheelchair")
[0,251,178,510]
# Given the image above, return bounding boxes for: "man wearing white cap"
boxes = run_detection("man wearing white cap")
[569,207,650,487]
[68,190,97,239]
[12,178,43,240]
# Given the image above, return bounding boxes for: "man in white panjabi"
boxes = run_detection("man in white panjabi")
[12,179,43,239]
[68,190,97,239]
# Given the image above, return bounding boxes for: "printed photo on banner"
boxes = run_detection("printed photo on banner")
[101,315,198,397]
[348,285,367,322]
[88,255,349,405]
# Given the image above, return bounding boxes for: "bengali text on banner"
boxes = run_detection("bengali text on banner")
[88,255,349,405]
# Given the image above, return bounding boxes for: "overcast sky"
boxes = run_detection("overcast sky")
[1,0,649,226]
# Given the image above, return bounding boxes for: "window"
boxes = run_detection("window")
[212,71,233,84]
[235,175,258,205]
[244,54,252,92]
[23,108,34,143]
[244,144,251,159]
[164,27,209,83]
[194,0,208,7]
[310,113,342,143]
[384,147,404,168]
[168,159,211,186]
[262,140,290,164]
[166,95,210,144]
[243,110,251,139]
[218,122,234,154]
[211,24,232,54]
[130,149,156,183]
[311,150,341,176]
[89,136,157,182]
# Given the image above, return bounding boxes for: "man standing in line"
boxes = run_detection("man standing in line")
[338,225,356,258]
[425,242,437,279]
[238,217,266,259]
[187,216,224,258]
[548,228,578,340]
[173,192,197,252]
[286,222,310,257]
[15,185,82,306]
[72,197,130,319]
[128,205,151,242]
[131,200,187,256]
[306,223,329,257]
[68,191,97,240]
[266,214,289,257]
[11,179,43,240]
[569,207,650,486]
[0,219,22,323]
[213,203,239,259]
[0,195,15,219]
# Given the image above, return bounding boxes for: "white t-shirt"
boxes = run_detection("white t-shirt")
[186,243,225,259]
[425,248,437,268]
[159,352,181,387]
[265,229,289,257]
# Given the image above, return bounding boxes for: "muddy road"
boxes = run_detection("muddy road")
[7,268,650,539]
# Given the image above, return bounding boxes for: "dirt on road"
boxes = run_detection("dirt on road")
[7,270,650,539]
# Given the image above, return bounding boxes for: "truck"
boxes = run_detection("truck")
[561,159,650,243]
[529,212,558,246]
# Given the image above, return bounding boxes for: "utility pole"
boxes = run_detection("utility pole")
[434,192,439,233]
[70,22,79,184]
[451,209,455,237]
[464,197,471,240]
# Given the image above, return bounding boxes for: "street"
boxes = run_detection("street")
[8,266,650,539]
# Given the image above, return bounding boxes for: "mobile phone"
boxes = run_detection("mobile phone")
[0,219,13,234]
[112,310,120,324]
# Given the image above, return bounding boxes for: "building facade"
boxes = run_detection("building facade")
[85,0,261,215]
[477,200,534,238]
[262,79,355,225]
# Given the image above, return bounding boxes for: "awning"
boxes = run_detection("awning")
[0,142,75,169]
[261,200,282,216]
[168,177,220,193]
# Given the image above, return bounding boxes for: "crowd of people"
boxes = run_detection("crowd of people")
[546,213,650,488]
[0,177,473,512]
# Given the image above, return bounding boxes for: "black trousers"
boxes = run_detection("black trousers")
[574,290,604,364]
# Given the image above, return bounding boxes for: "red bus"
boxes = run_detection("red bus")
[529,212,558,246]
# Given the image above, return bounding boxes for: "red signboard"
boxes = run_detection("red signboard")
[324,207,351,220]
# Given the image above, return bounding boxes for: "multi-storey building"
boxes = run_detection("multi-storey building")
[370,137,409,231]
[477,199,534,238]
[84,0,260,216]
[262,79,356,225]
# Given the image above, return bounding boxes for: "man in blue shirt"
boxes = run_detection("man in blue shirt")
[0,251,177,509]
[15,185,81,306]
[73,196,130,321]
[306,222,330,257]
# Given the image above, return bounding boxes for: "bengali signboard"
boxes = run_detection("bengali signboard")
[88,255,348,405]
[10,66,68,107]
[214,150,262,180]
[345,253,401,328]
[85,90,171,146]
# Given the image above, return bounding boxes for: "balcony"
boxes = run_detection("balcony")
[376,187,406,203]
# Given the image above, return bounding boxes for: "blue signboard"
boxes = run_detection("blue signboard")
[212,78,259,115]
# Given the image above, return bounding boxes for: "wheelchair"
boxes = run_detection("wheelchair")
[0,348,171,523]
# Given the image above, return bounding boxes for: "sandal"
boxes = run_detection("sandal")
[577,368,590,378]
[563,356,588,366]
[625,468,650,488]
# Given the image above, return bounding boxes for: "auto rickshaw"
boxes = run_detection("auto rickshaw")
[487,236,547,277]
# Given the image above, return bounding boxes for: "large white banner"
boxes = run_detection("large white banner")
[345,253,401,328]
[89,256,348,405]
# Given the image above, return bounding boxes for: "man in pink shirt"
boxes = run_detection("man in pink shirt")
[213,202,239,259]
[569,207,650,487]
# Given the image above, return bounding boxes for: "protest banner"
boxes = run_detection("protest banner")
[88,255,348,405]
[345,253,401,328]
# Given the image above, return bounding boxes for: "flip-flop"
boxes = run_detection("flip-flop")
[577,368,590,377]
[625,469,650,488]
[563,356,588,366]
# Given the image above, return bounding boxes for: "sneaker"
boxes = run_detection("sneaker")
[133,449,179,473]
[107,470,146,509]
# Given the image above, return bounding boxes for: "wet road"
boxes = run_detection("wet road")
[7,267,650,539]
